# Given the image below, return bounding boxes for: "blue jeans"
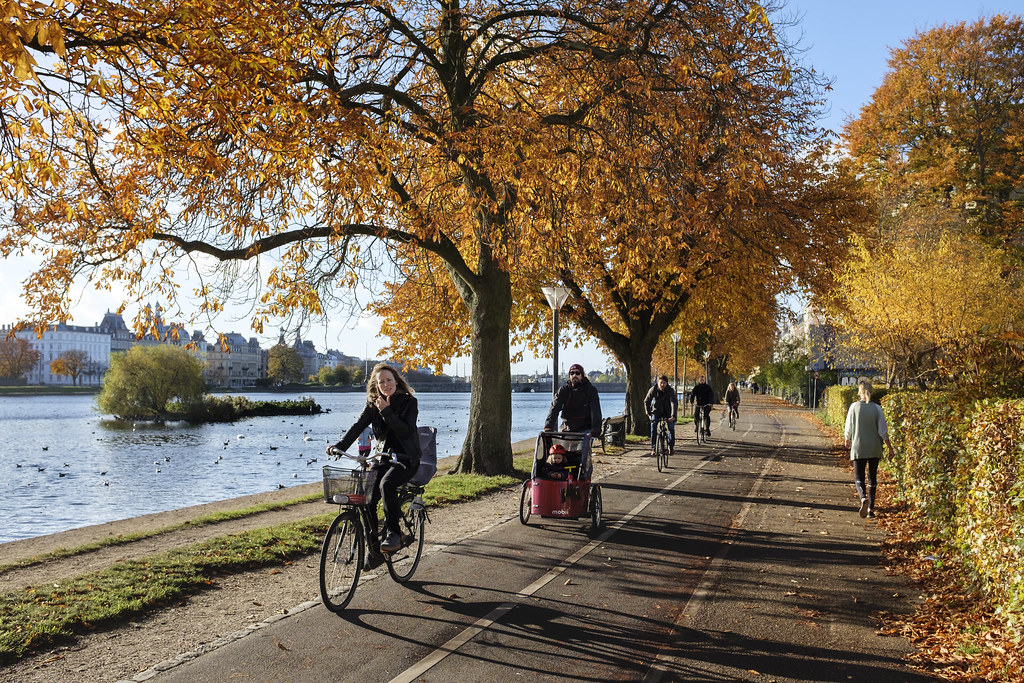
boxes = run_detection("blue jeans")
[650,418,675,451]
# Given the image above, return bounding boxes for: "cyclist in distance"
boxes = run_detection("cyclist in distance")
[644,375,678,456]
[689,375,716,436]
[327,363,421,554]
[545,363,602,437]
[725,382,741,422]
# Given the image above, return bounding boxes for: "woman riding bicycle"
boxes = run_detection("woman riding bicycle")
[644,375,677,456]
[725,382,740,421]
[327,363,421,554]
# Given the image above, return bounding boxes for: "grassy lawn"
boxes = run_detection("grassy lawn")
[0,447,570,664]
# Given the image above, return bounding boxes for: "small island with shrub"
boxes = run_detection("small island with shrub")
[97,345,323,422]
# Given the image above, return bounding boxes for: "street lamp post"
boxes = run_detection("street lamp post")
[671,332,680,398]
[541,286,571,401]
[703,350,710,383]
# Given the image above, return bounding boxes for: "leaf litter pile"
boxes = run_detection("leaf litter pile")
[877,502,1022,682]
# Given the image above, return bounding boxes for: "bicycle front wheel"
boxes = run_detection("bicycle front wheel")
[320,511,364,613]
[656,426,669,472]
[386,497,426,583]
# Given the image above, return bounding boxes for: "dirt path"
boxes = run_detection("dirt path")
[2,448,638,683]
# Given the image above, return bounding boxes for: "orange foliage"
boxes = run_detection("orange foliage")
[843,15,1024,256]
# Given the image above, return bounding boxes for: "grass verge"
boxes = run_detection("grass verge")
[0,455,547,665]
[0,494,323,575]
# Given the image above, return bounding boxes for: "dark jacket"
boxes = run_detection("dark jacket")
[689,382,715,406]
[334,392,421,468]
[644,385,677,420]
[545,380,602,436]
[725,388,740,405]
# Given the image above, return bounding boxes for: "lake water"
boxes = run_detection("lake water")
[0,391,625,543]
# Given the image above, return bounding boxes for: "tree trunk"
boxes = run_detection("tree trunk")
[450,268,514,476]
[709,355,729,400]
[620,341,657,437]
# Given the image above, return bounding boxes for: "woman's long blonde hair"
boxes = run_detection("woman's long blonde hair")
[858,380,873,401]
[365,362,415,403]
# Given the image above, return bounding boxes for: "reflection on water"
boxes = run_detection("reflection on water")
[1,391,625,542]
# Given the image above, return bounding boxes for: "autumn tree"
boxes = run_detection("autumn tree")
[97,345,205,419]
[843,15,1024,255]
[0,336,40,382]
[49,349,89,385]
[519,8,864,433]
[655,270,780,396]
[1,0,806,474]
[825,235,1024,390]
[267,345,304,385]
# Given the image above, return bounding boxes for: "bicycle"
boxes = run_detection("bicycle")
[319,451,428,613]
[652,417,672,472]
[693,404,711,444]
[728,404,738,430]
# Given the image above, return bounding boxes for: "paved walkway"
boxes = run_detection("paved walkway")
[127,393,934,682]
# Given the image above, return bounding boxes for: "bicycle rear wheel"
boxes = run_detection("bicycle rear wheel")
[386,496,426,582]
[320,511,363,612]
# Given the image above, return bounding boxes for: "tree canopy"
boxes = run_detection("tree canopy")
[267,344,305,384]
[832,14,1024,395]
[843,15,1024,255]
[49,348,89,385]
[0,336,40,381]
[97,345,205,419]
[825,235,1024,391]
[2,0,871,468]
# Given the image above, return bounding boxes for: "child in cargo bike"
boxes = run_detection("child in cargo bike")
[538,443,576,481]
[519,431,603,530]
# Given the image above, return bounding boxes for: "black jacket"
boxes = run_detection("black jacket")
[689,382,715,406]
[725,388,741,405]
[334,392,421,468]
[644,385,678,420]
[545,380,602,436]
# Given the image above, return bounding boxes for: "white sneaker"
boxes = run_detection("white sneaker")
[859,498,869,518]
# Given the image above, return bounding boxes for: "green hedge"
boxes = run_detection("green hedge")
[885,391,1024,639]
[822,384,889,429]
[960,400,1024,636]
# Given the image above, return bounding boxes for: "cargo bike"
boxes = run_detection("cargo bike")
[519,431,604,531]
[318,426,437,613]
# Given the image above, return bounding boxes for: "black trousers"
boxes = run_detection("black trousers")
[369,459,414,535]
[853,458,879,505]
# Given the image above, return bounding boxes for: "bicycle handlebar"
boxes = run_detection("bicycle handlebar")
[326,448,369,466]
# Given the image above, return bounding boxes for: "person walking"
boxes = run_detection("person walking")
[545,363,602,437]
[327,363,421,553]
[843,380,894,519]
[644,375,678,455]
[356,424,373,458]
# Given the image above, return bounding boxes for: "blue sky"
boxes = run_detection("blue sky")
[784,1,1021,135]
[2,1,1022,374]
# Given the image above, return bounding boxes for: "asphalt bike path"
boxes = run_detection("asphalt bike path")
[137,395,934,682]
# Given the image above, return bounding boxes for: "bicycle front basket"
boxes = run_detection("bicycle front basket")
[322,465,377,505]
